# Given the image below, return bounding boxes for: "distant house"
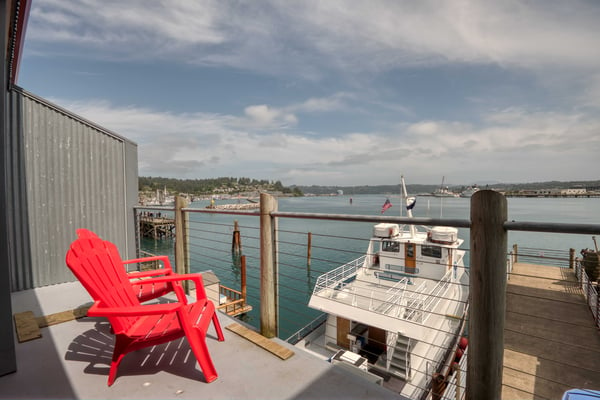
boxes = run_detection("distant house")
[534,188,561,196]
[561,188,587,195]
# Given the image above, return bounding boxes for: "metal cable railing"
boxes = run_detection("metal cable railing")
[134,201,600,400]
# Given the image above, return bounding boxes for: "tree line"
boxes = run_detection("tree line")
[139,176,303,196]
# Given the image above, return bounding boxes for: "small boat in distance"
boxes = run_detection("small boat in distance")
[432,176,459,197]
[460,185,480,198]
[296,176,469,399]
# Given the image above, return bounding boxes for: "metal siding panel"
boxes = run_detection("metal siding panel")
[12,88,137,290]
[7,90,32,291]
[124,141,138,259]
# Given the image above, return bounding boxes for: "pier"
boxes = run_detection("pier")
[503,262,600,399]
[138,214,175,239]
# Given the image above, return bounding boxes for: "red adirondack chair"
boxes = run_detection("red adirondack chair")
[74,229,175,302]
[65,228,225,386]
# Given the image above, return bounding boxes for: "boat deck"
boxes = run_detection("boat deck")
[310,265,465,328]
[503,263,600,399]
[316,268,429,315]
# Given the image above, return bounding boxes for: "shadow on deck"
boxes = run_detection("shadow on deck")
[2,281,402,400]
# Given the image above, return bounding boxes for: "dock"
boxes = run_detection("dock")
[139,215,175,239]
[206,203,260,210]
[503,263,600,399]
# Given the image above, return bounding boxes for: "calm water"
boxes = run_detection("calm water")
[141,195,600,338]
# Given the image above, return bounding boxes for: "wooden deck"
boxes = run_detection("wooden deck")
[503,263,600,399]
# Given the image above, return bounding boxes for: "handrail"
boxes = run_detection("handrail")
[574,259,600,329]
[312,256,366,295]
[415,269,453,324]
[285,313,328,344]
[375,278,409,315]
[403,281,429,322]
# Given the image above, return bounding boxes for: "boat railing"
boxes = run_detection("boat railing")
[285,313,328,345]
[403,281,428,322]
[386,331,399,370]
[454,251,465,270]
[374,278,409,316]
[421,269,453,324]
[312,255,367,296]
[440,346,468,400]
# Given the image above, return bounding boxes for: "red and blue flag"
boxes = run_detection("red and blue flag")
[381,198,393,214]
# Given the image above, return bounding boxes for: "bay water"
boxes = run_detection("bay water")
[141,195,600,338]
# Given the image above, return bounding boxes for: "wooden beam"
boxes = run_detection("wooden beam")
[13,305,90,343]
[226,323,294,360]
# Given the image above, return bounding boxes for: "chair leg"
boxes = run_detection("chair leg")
[107,336,129,386]
[188,332,219,383]
[212,312,225,342]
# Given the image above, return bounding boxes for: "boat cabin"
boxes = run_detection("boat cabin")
[370,223,463,282]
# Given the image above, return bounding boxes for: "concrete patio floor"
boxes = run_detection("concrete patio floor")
[2,281,403,400]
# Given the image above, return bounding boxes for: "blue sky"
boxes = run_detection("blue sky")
[19,0,600,186]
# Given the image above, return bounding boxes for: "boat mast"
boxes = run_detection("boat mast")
[401,175,416,238]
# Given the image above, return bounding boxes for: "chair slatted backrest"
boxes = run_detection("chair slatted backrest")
[66,229,140,333]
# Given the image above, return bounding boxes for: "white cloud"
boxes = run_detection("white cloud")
[54,97,600,185]
[243,105,298,128]
[287,93,353,113]
[28,0,600,75]
[24,1,600,185]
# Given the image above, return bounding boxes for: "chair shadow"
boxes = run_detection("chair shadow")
[65,318,212,383]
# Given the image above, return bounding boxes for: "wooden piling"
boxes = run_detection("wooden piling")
[232,220,242,254]
[467,190,507,400]
[260,193,278,338]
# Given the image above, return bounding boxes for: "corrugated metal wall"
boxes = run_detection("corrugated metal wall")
[8,87,138,291]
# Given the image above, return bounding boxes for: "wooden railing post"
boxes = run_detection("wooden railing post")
[175,196,190,292]
[468,190,507,400]
[260,193,278,338]
[513,243,518,263]
[569,248,575,269]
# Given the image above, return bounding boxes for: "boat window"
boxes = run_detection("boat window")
[406,244,414,258]
[421,245,442,259]
[382,241,400,253]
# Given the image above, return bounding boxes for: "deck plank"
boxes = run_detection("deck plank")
[226,323,295,360]
[503,263,600,399]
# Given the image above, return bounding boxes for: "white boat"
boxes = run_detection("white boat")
[460,186,480,198]
[432,176,459,197]
[296,177,468,399]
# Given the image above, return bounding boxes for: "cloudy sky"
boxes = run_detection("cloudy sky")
[19,0,600,186]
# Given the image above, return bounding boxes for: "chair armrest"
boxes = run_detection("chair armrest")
[127,267,172,279]
[87,301,182,317]
[122,255,173,271]
[130,273,209,302]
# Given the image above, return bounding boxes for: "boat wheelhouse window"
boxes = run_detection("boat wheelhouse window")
[421,245,442,259]
[382,240,400,253]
